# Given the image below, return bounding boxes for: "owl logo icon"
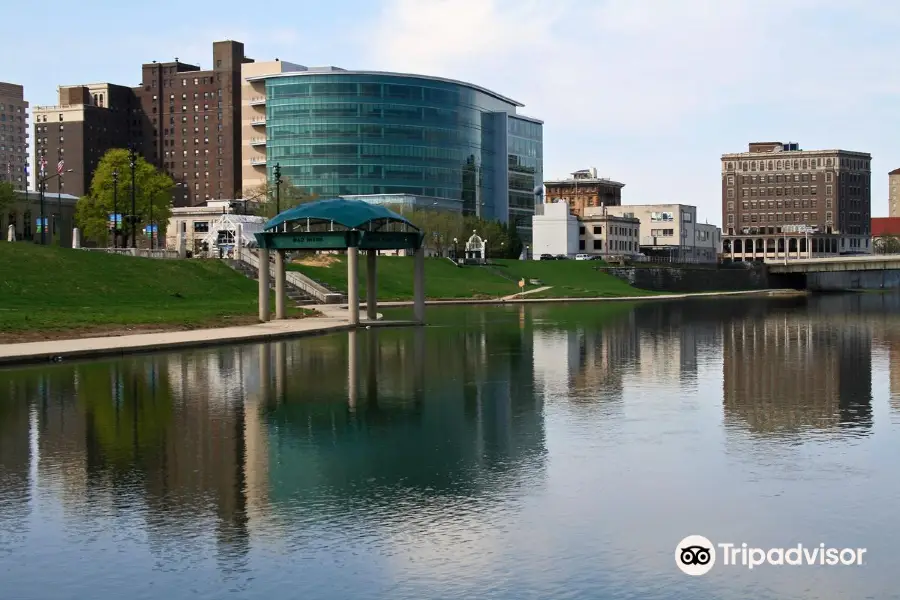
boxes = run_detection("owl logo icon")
[676,535,716,575]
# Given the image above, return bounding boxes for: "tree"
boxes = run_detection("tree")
[874,235,900,255]
[75,149,174,247]
[239,177,318,219]
[0,181,15,218]
[405,208,523,258]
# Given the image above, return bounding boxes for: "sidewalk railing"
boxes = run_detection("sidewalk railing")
[81,247,180,259]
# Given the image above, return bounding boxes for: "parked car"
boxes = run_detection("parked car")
[555,254,569,260]
[539,253,555,261]
[589,255,605,261]
[575,253,591,261]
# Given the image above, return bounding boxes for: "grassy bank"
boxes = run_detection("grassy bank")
[0,244,314,339]
[288,256,658,300]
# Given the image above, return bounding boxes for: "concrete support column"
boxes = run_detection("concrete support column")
[275,250,287,320]
[367,328,378,405]
[348,330,359,410]
[258,343,271,405]
[366,249,378,322]
[275,341,287,401]
[72,228,81,249]
[413,246,425,324]
[347,246,359,325]
[177,230,186,259]
[258,247,271,322]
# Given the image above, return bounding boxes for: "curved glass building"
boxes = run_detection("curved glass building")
[244,67,542,237]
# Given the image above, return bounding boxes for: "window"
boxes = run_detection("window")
[593,225,602,235]
[727,189,735,198]
[593,239,602,250]
[727,175,735,185]
[810,187,817,195]
[650,229,674,237]
[193,221,209,232]
[727,201,734,211]
[826,185,833,196]
[727,214,734,224]
[826,211,833,222]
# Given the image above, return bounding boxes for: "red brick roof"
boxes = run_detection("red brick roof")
[871,217,900,237]
[889,168,900,175]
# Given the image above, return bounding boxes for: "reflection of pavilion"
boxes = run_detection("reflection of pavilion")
[260,326,546,511]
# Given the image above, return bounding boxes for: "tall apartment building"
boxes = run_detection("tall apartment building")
[543,168,624,217]
[721,142,872,260]
[34,41,251,206]
[0,83,29,189]
[137,40,251,206]
[32,84,140,197]
[889,168,900,217]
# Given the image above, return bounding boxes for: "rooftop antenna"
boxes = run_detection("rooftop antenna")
[174,57,178,63]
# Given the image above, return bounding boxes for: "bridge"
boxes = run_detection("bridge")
[766,254,900,290]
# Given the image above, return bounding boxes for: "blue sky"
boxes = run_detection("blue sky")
[6,0,900,225]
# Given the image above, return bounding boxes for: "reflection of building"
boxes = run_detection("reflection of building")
[245,67,543,237]
[722,315,872,435]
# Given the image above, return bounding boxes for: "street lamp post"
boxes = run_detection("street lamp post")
[112,169,118,248]
[129,145,137,248]
[273,162,282,218]
[149,195,154,250]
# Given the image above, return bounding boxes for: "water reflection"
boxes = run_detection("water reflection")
[1,294,899,599]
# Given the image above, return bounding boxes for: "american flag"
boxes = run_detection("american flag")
[57,159,65,175]
[40,156,47,177]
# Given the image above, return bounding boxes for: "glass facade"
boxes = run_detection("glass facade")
[264,73,542,232]
[507,116,543,236]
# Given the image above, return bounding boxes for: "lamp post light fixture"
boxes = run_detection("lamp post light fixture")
[273,162,283,219]
[37,166,73,245]
[129,145,137,249]
[112,169,118,248]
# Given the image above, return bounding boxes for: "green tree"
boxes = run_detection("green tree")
[240,177,319,219]
[405,208,523,258]
[75,149,174,247]
[874,235,900,254]
[0,181,15,218]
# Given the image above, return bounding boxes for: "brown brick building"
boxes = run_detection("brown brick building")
[721,142,872,260]
[137,40,251,206]
[32,83,141,197]
[0,82,29,189]
[33,40,252,207]
[544,168,624,217]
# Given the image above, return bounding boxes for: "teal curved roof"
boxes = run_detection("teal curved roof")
[264,198,418,231]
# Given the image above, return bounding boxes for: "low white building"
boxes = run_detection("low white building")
[604,203,720,263]
[532,201,579,258]
[167,200,264,255]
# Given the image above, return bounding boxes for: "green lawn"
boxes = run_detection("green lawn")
[0,244,313,336]
[287,256,655,300]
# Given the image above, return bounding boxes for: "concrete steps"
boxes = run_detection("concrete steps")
[226,259,318,306]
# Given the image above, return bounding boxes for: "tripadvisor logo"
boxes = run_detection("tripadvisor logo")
[675,535,867,575]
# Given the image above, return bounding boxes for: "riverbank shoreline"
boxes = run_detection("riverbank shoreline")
[0,288,805,367]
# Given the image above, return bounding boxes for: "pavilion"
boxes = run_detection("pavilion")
[253,198,426,325]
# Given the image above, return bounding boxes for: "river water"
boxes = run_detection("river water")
[1,294,899,599]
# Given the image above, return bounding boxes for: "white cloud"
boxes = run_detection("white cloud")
[366,0,900,219]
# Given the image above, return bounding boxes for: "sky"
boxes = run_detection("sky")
[5,0,900,226]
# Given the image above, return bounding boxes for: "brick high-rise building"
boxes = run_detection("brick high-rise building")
[543,168,624,218]
[32,84,140,197]
[0,82,29,189]
[888,168,900,217]
[137,40,252,206]
[721,141,872,260]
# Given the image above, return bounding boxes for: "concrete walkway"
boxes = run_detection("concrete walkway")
[501,286,553,300]
[0,316,354,367]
